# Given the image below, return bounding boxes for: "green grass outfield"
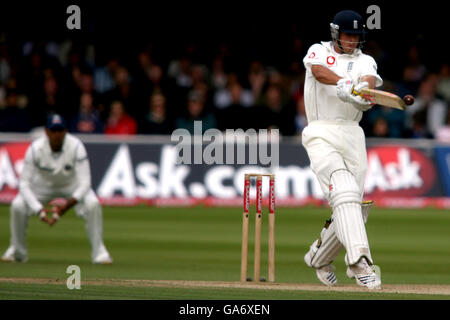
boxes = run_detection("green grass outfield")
[0,204,449,300]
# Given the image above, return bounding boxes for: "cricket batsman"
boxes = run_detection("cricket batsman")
[1,114,113,264]
[302,10,381,289]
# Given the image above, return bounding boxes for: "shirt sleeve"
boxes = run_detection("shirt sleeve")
[359,55,383,87]
[303,44,327,70]
[72,142,91,201]
[19,145,43,214]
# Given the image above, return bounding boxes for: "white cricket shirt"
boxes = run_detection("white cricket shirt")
[303,41,383,123]
[19,133,91,213]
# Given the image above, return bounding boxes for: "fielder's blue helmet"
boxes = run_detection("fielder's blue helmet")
[46,113,67,131]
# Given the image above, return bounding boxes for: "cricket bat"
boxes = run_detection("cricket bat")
[352,88,406,111]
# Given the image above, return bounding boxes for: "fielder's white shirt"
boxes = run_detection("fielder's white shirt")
[303,41,383,123]
[19,133,91,213]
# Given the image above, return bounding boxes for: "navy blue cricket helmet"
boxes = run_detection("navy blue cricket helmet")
[330,10,366,51]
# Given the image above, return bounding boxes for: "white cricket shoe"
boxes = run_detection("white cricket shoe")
[304,245,337,287]
[1,246,28,263]
[93,246,113,264]
[315,264,338,286]
[1,254,15,262]
[93,252,113,264]
[346,258,381,289]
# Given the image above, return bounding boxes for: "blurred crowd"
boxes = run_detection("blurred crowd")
[0,36,449,142]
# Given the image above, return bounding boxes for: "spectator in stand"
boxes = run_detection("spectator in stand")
[94,56,119,94]
[400,45,427,96]
[293,94,307,136]
[69,93,104,134]
[102,66,137,117]
[214,80,253,131]
[191,65,208,88]
[266,68,285,89]
[0,89,31,132]
[286,37,304,76]
[104,100,137,135]
[287,63,305,107]
[40,75,68,118]
[175,90,217,134]
[407,109,433,139]
[405,74,447,137]
[436,62,450,103]
[190,64,212,102]
[133,62,166,117]
[59,50,83,110]
[286,39,306,104]
[138,93,173,134]
[135,49,153,81]
[167,54,196,118]
[146,64,167,96]
[18,50,47,127]
[78,69,96,98]
[2,77,34,128]
[17,49,45,101]
[364,40,388,76]
[436,108,450,142]
[248,60,267,106]
[257,84,295,135]
[362,81,406,138]
[213,73,254,110]
[211,55,228,90]
[143,63,172,117]
[168,55,193,89]
[371,118,390,138]
[366,107,405,138]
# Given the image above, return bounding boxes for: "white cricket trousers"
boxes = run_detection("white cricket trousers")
[5,189,108,262]
[302,120,373,266]
[302,120,367,198]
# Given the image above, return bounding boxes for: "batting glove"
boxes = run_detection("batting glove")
[336,79,373,111]
[336,78,354,103]
[351,81,373,111]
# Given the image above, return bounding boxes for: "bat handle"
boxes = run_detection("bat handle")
[351,87,361,96]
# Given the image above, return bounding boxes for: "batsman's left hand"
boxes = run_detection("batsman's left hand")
[350,81,373,111]
[352,81,369,95]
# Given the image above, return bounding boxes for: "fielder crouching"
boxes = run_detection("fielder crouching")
[1,114,113,264]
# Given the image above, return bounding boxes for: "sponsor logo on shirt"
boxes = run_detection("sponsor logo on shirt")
[327,56,335,66]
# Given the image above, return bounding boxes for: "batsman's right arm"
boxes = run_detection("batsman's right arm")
[311,65,342,85]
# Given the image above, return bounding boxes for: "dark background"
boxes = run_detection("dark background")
[1,1,446,78]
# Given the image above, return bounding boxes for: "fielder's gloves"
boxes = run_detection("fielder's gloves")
[39,209,47,221]
[39,209,51,225]
[336,79,373,111]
